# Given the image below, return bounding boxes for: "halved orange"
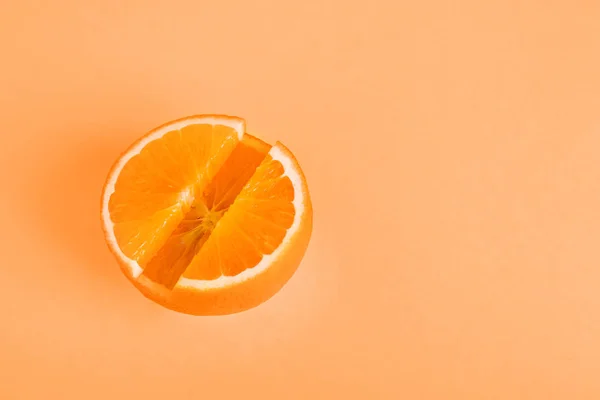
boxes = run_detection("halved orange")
[101,115,312,315]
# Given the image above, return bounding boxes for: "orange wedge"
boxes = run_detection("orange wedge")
[101,115,312,315]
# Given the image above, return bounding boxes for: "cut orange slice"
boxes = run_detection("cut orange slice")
[101,115,312,315]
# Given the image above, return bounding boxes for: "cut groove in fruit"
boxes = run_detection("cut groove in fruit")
[140,134,271,289]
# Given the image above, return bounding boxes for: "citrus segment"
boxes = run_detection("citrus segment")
[112,204,186,267]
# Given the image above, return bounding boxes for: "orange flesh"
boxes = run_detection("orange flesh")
[109,123,240,265]
[141,135,271,288]
[109,127,296,289]
[183,154,295,280]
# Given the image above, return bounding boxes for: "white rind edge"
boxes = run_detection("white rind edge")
[176,143,305,290]
[101,116,245,280]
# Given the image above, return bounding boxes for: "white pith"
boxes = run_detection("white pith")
[101,116,245,280]
[102,117,306,291]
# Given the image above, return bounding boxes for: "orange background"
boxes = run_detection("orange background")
[1,0,600,398]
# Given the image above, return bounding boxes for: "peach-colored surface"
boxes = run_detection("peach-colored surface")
[1,1,599,398]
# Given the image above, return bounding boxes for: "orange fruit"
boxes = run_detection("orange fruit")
[101,115,312,315]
